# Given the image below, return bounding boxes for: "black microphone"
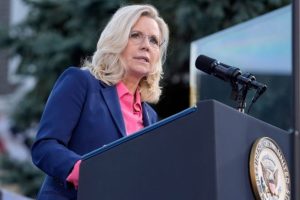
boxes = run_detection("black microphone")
[195,55,267,92]
[195,54,241,82]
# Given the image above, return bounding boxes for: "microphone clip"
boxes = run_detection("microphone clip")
[230,72,267,113]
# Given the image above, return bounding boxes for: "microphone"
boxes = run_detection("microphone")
[195,54,241,82]
[195,55,267,92]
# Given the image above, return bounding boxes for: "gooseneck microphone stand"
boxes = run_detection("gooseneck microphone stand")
[230,73,266,114]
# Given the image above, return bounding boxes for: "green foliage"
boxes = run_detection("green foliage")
[0,154,44,198]
[3,0,124,129]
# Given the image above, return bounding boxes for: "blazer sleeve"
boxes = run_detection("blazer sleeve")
[31,67,87,185]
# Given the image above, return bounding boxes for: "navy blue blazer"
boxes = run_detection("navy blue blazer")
[31,67,158,200]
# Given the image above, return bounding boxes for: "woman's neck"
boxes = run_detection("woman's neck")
[121,77,140,94]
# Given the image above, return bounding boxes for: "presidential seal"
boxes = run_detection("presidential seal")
[249,137,290,200]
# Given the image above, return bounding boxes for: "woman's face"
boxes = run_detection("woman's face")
[120,16,161,82]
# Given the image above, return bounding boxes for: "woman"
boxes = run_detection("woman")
[31,4,169,200]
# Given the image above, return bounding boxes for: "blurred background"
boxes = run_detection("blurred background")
[0,0,291,198]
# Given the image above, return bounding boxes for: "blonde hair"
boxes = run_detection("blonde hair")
[83,4,169,103]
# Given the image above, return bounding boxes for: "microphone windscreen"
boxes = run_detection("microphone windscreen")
[195,55,216,74]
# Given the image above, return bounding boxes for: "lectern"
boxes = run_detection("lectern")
[77,100,293,200]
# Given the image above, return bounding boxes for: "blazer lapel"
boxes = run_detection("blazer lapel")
[142,103,151,127]
[100,83,126,137]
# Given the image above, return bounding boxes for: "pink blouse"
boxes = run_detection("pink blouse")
[116,81,144,135]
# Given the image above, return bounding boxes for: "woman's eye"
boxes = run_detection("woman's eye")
[130,32,141,39]
[149,37,159,45]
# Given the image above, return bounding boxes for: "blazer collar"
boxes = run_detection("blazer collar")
[99,81,151,137]
[142,102,151,127]
[99,82,127,137]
